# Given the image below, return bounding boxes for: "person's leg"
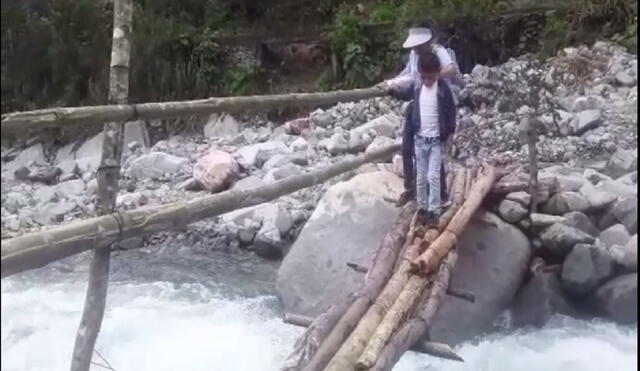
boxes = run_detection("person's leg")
[426,141,443,222]
[440,162,449,205]
[414,137,429,216]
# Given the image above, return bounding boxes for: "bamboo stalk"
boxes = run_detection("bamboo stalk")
[2,88,387,131]
[412,164,497,275]
[353,169,467,370]
[282,203,414,371]
[70,2,132,371]
[1,143,401,278]
[321,168,465,371]
[368,251,460,371]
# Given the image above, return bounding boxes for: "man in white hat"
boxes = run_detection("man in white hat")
[379,21,459,207]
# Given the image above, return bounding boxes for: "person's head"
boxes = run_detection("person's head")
[418,51,441,87]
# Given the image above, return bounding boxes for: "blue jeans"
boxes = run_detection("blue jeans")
[415,136,442,214]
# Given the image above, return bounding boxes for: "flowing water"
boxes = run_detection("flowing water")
[1,246,637,371]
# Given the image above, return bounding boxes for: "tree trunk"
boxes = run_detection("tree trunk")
[2,143,401,278]
[322,168,465,371]
[368,251,459,371]
[283,203,415,371]
[411,164,498,275]
[1,88,387,131]
[70,1,132,371]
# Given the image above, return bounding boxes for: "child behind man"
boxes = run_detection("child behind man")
[388,51,457,226]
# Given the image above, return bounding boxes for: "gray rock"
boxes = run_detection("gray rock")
[124,120,150,148]
[57,159,79,181]
[3,192,31,213]
[319,132,350,155]
[75,133,104,175]
[599,224,632,248]
[261,154,292,171]
[56,179,86,199]
[33,186,59,204]
[128,152,189,179]
[542,191,590,215]
[116,192,148,209]
[511,271,577,327]
[310,109,333,127]
[238,222,259,245]
[611,197,638,234]
[561,244,616,295]
[611,235,637,271]
[606,149,638,178]
[539,223,595,257]
[290,137,310,152]
[531,213,566,228]
[579,182,617,210]
[254,222,284,260]
[235,141,290,167]
[254,203,292,236]
[561,211,600,236]
[596,180,637,199]
[583,169,612,185]
[263,163,302,183]
[276,172,404,316]
[34,201,78,225]
[349,114,401,139]
[506,192,531,207]
[232,176,264,191]
[570,109,602,135]
[203,113,240,138]
[498,199,528,223]
[429,211,531,345]
[614,71,636,87]
[572,96,601,112]
[616,171,637,186]
[365,136,396,160]
[592,273,637,324]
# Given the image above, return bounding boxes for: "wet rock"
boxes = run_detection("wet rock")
[193,149,239,193]
[498,199,528,223]
[511,271,577,327]
[599,224,632,248]
[128,152,189,180]
[592,273,637,324]
[542,191,589,215]
[203,113,240,138]
[531,213,566,228]
[539,223,595,257]
[561,211,600,237]
[561,244,616,295]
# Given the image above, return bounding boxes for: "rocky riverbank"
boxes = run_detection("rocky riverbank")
[1,40,637,336]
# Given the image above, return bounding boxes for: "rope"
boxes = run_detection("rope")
[110,209,125,243]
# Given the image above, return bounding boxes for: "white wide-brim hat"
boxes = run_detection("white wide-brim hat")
[402,27,433,48]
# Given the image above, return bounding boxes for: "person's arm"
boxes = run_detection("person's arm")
[387,75,414,101]
[377,50,414,90]
[433,46,457,79]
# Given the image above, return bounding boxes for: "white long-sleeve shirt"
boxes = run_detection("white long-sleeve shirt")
[386,45,454,89]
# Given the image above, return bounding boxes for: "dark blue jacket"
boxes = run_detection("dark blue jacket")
[391,79,457,142]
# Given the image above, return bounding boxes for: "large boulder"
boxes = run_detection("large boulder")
[510,271,577,327]
[276,171,404,316]
[542,192,590,215]
[428,211,531,345]
[498,199,528,223]
[539,223,595,257]
[592,273,638,324]
[561,244,616,295]
[606,148,637,178]
[599,224,632,248]
[561,211,600,237]
[192,149,239,192]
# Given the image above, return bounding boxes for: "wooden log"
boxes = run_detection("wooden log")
[369,251,459,371]
[353,170,466,370]
[70,1,132,371]
[321,169,465,371]
[489,176,557,194]
[283,203,415,371]
[282,314,463,362]
[1,87,387,131]
[412,164,498,275]
[1,143,400,278]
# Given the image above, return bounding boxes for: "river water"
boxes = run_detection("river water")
[1,246,637,371]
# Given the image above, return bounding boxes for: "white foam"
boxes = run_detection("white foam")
[1,280,637,371]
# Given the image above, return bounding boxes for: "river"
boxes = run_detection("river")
[1,246,637,371]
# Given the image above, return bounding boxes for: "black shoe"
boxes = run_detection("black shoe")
[416,209,429,225]
[396,190,414,207]
[425,211,440,227]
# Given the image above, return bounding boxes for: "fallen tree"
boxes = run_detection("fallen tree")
[1,143,401,278]
[1,87,387,131]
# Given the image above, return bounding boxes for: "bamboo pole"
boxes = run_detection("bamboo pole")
[1,143,401,278]
[411,164,497,275]
[1,87,387,131]
[320,168,465,371]
[70,1,132,370]
[368,250,460,371]
[353,169,467,370]
[283,203,415,371]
